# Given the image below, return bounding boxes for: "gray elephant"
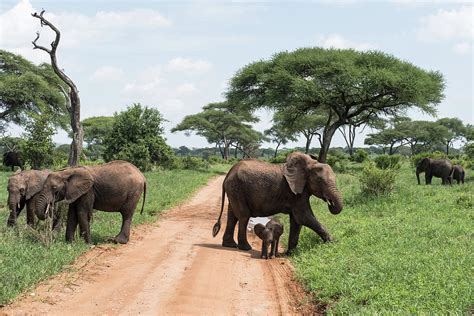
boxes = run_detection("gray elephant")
[452,165,465,184]
[212,152,343,254]
[5,169,59,227]
[416,158,453,185]
[35,160,146,244]
[254,219,284,259]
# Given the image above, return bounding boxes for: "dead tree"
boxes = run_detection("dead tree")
[31,9,83,166]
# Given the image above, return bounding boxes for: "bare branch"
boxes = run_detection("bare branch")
[31,31,51,53]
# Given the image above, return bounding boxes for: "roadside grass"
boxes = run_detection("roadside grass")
[282,162,473,314]
[0,164,228,305]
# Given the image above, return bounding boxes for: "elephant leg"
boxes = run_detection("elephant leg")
[52,212,62,231]
[262,241,268,259]
[270,240,276,259]
[425,173,432,185]
[287,214,302,255]
[237,216,251,251]
[114,211,133,244]
[6,210,17,226]
[222,204,238,248]
[65,204,78,242]
[274,238,280,257]
[294,209,332,243]
[26,201,36,227]
[77,209,92,244]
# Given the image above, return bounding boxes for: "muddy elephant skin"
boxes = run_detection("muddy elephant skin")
[35,160,146,244]
[416,158,453,185]
[6,169,52,227]
[212,152,343,254]
[254,219,284,259]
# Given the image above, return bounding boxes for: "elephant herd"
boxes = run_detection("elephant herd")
[4,152,466,254]
[6,160,146,244]
[415,157,465,185]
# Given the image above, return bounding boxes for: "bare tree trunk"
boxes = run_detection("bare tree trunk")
[339,124,357,156]
[318,124,340,163]
[274,140,281,158]
[32,10,83,167]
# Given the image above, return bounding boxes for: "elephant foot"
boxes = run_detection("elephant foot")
[112,235,129,244]
[222,239,238,248]
[238,242,252,251]
[322,234,332,242]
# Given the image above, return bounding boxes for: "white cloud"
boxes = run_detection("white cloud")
[453,41,472,55]
[90,66,124,82]
[317,34,378,51]
[166,57,212,73]
[417,6,473,42]
[175,83,199,95]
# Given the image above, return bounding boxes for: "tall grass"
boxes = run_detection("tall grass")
[0,165,228,305]
[283,162,472,314]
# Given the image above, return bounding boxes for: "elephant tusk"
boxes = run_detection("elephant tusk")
[45,203,50,217]
[17,202,20,210]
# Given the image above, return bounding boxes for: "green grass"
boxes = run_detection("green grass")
[282,162,473,314]
[0,164,228,305]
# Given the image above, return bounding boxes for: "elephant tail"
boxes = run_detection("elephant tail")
[140,181,147,215]
[212,184,226,238]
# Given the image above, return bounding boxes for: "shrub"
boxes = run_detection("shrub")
[269,154,287,164]
[463,143,474,160]
[327,153,350,173]
[359,162,397,196]
[374,154,402,169]
[352,149,368,163]
[22,115,55,169]
[181,156,210,170]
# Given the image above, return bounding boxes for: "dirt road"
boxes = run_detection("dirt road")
[3,176,314,315]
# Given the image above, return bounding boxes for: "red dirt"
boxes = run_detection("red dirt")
[2,176,316,315]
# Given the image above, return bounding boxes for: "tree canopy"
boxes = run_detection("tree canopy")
[0,50,68,130]
[227,47,445,162]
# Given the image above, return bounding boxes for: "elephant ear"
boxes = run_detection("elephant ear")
[25,171,47,200]
[254,223,265,240]
[64,168,94,203]
[283,152,309,195]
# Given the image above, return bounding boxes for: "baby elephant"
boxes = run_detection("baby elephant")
[452,165,465,184]
[254,219,284,259]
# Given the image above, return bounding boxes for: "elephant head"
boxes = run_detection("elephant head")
[416,158,430,185]
[254,223,273,245]
[36,167,93,220]
[283,152,343,214]
[7,170,48,214]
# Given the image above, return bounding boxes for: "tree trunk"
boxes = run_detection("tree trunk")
[304,135,313,154]
[318,124,339,163]
[446,141,449,155]
[217,143,224,159]
[274,141,281,158]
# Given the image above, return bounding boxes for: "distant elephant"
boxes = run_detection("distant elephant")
[3,151,24,171]
[5,169,59,227]
[452,165,465,184]
[35,160,147,244]
[212,152,343,254]
[416,158,453,185]
[254,219,284,259]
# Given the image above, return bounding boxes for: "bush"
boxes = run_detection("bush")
[352,149,368,163]
[327,153,350,173]
[374,154,402,169]
[359,162,397,196]
[181,156,210,170]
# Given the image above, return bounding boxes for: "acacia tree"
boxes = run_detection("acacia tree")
[339,116,385,156]
[31,10,83,166]
[81,116,115,160]
[172,102,259,160]
[436,117,466,155]
[0,50,68,130]
[228,48,445,162]
[264,122,297,158]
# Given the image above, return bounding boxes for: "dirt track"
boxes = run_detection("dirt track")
[2,176,314,315]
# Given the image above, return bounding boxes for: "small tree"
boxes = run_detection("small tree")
[23,115,55,169]
[81,116,114,160]
[437,118,466,155]
[264,122,297,158]
[104,103,173,170]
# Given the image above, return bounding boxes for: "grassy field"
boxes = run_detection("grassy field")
[0,165,228,305]
[283,162,473,314]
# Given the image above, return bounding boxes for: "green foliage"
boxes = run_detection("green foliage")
[0,50,68,129]
[104,103,174,171]
[374,154,402,170]
[22,115,55,169]
[463,143,474,159]
[359,161,397,196]
[81,116,114,160]
[181,156,210,170]
[352,149,368,163]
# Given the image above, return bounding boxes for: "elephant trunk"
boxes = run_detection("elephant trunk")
[8,193,22,213]
[416,171,421,185]
[326,185,343,215]
[35,193,52,220]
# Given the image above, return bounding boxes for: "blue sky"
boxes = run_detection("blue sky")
[1,0,472,149]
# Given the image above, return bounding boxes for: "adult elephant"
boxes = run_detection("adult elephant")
[6,169,56,227]
[35,160,146,244]
[452,165,465,184]
[3,151,24,171]
[212,152,343,254]
[416,158,453,185]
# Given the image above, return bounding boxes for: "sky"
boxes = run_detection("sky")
[0,0,472,150]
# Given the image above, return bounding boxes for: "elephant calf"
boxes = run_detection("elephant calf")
[254,219,284,259]
[35,160,146,244]
[452,165,465,184]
